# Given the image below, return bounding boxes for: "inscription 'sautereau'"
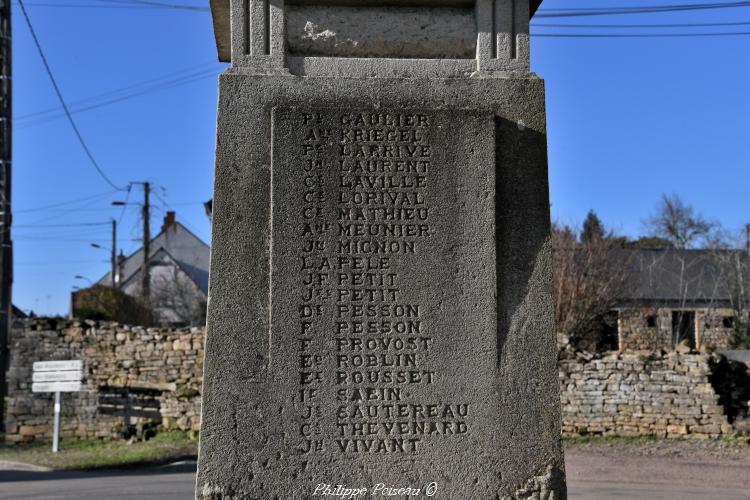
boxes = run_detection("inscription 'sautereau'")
[272,109,486,458]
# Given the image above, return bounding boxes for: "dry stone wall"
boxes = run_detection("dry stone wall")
[5,319,743,443]
[559,351,734,439]
[4,318,203,443]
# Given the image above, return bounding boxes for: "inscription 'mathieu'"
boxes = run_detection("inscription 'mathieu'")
[287,110,470,455]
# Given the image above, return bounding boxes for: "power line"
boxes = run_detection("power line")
[151,187,208,241]
[2,221,112,237]
[91,0,208,11]
[117,183,133,225]
[17,68,221,128]
[16,259,109,265]
[17,0,124,191]
[16,0,208,10]
[15,225,114,234]
[156,200,205,206]
[533,31,750,38]
[14,190,117,214]
[15,222,111,228]
[13,2,166,8]
[532,21,750,28]
[537,1,750,18]
[16,62,218,122]
[17,208,125,213]
[15,237,111,242]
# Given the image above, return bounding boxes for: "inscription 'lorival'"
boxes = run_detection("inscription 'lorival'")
[294,110,471,455]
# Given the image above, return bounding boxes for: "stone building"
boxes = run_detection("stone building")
[93,213,210,326]
[612,249,749,351]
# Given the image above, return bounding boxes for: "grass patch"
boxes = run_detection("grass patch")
[564,433,749,448]
[0,431,197,470]
[564,434,660,446]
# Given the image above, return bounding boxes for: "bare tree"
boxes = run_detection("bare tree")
[643,194,716,249]
[709,240,750,349]
[151,264,207,326]
[552,223,627,351]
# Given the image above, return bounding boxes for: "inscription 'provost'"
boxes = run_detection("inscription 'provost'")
[290,109,472,456]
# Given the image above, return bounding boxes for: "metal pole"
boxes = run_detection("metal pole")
[141,182,150,305]
[0,0,13,434]
[111,219,116,287]
[52,391,60,453]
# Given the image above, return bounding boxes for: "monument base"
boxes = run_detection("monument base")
[197,72,565,499]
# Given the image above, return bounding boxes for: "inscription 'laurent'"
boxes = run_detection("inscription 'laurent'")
[288,109,471,456]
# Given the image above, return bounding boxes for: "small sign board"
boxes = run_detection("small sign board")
[33,360,83,372]
[32,381,82,393]
[30,360,84,453]
[32,359,83,391]
[32,370,82,383]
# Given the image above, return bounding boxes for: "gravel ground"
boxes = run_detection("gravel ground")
[565,438,750,489]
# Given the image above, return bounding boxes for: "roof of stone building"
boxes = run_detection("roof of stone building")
[95,219,210,294]
[117,246,210,296]
[12,305,27,319]
[611,248,750,306]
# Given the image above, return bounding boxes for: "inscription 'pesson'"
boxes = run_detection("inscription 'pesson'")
[292,110,470,455]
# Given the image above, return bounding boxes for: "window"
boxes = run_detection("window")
[722,316,736,329]
[646,315,657,328]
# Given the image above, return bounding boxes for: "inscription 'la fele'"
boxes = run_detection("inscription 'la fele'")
[296,110,471,455]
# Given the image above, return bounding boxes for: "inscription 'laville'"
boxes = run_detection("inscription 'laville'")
[286,109,471,455]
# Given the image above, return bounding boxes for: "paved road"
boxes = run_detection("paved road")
[0,463,196,500]
[571,481,750,500]
[2,463,749,499]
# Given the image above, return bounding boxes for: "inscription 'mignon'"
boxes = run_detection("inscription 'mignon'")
[282,109,472,456]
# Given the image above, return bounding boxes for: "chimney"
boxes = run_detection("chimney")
[162,211,176,233]
[204,199,213,221]
[116,251,126,287]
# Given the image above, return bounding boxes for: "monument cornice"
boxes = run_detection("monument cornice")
[210,0,543,63]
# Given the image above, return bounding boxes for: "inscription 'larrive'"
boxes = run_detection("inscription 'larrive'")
[285,109,471,455]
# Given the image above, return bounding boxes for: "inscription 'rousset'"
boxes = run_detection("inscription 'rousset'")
[294,110,470,455]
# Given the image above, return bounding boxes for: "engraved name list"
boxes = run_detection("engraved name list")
[273,109,472,459]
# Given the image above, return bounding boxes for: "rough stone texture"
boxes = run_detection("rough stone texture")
[4,319,203,443]
[287,6,477,59]
[617,308,669,351]
[559,351,734,439]
[197,73,565,499]
[697,309,736,350]
[617,307,735,351]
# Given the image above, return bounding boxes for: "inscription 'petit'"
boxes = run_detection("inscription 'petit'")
[288,109,470,455]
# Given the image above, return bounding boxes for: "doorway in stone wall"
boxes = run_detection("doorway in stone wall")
[672,311,696,349]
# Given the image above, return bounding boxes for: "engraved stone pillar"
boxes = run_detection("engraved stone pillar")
[198,1,566,498]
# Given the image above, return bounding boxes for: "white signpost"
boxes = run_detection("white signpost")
[31,360,83,452]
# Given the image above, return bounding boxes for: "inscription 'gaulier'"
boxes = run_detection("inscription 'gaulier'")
[286,109,473,456]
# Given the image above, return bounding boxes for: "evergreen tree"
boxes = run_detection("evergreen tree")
[581,210,605,244]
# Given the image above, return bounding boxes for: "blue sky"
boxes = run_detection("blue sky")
[11,1,750,315]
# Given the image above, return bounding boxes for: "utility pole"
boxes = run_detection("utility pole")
[111,219,116,287]
[141,182,150,305]
[0,0,12,433]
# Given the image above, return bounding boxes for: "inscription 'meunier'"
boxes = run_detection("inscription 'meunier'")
[292,109,470,456]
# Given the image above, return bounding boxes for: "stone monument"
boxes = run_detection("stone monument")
[198,1,566,498]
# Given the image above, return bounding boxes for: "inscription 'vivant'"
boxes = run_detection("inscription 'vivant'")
[289,110,471,455]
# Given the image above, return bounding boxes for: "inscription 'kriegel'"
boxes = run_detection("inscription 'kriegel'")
[293,110,470,455]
